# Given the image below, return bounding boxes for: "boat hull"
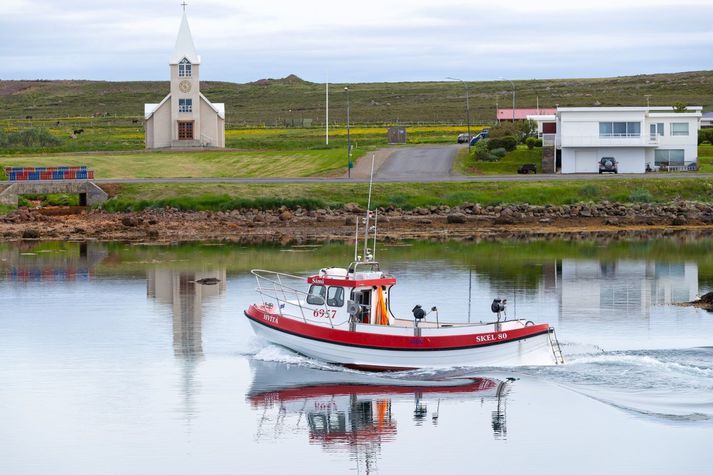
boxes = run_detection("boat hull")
[245,305,558,370]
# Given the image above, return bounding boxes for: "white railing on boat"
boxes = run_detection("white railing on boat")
[252,269,339,329]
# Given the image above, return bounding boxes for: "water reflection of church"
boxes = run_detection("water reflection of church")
[146,268,226,356]
[542,259,698,319]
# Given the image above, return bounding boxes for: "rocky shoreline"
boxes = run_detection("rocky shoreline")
[2,201,713,244]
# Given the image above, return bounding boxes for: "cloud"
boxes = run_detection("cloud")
[1,0,712,82]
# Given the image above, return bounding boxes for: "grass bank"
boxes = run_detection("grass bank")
[454,145,542,175]
[102,178,713,212]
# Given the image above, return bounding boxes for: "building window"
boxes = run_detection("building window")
[655,149,684,166]
[671,122,689,136]
[656,123,664,136]
[178,98,192,113]
[599,122,641,137]
[178,58,192,78]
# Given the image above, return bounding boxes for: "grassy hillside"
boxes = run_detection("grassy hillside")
[1,70,712,126]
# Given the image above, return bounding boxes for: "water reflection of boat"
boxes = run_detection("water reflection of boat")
[247,361,511,470]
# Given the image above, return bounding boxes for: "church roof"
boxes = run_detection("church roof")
[170,11,201,65]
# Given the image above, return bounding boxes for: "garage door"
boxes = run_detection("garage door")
[574,150,597,173]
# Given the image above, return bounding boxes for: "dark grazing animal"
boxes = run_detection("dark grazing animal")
[73,128,84,135]
[25,115,32,120]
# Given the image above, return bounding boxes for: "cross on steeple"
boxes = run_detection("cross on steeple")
[181,1,187,12]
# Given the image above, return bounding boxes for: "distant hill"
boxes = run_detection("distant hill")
[1,71,711,126]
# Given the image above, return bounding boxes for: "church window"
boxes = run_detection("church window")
[179,98,193,113]
[179,58,192,77]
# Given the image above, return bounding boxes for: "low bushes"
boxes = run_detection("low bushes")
[699,128,713,145]
[0,128,62,148]
[487,136,517,152]
[525,137,543,149]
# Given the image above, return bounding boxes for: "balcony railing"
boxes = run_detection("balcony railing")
[559,135,658,147]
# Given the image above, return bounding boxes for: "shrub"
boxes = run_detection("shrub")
[488,122,518,139]
[3,128,62,148]
[490,147,507,158]
[487,136,517,152]
[525,137,538,149]
[698,129,713,145]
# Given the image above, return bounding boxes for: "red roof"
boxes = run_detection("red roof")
[497,108,557,120]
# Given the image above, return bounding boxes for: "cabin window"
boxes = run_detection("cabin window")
[327,286,344,307]
[306,284,326,305]
[178,58,192,77]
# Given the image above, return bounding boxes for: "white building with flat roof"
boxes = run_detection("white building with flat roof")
[556,107,701,174]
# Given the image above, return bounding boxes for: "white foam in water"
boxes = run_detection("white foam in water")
[524,348,713,423]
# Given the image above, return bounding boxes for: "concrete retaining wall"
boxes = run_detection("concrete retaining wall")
[0,181,108,206]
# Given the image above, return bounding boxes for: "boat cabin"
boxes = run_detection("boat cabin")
[305,262,396,326]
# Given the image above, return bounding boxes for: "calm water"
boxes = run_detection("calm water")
[1,239,712,474]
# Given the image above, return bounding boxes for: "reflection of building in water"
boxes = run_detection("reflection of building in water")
[0,242,107,282]
[146,269,226,357]
[556,259,698,319]
[248,361,509,473]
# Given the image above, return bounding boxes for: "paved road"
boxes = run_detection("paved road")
[373,145,459,179]
[93,172,713,185]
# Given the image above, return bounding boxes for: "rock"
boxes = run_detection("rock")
[415,207,430,216]
[446,214,466,224]
[279,210,294,221]
[343,202,363,213]
[345,215,356,226]
[21,229,40,239]
[146,229,159,239]
[672,216,687,226]
[121,216,139,227]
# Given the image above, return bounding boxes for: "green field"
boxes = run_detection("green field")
[0,124,473,155]
[0,149,358,178]
[2,70,711,126]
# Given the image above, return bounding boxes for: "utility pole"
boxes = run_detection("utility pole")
[325,79,329,145]
[345,86,351,178]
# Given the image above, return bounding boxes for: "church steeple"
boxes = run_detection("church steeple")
[170,8,200,64]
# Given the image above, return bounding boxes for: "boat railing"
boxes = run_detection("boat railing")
[251,269,336,329]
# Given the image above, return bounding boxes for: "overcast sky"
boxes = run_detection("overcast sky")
[2,0,712,83]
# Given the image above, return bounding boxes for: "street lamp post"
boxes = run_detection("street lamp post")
[446,77,471,148]
[345,86,351,178]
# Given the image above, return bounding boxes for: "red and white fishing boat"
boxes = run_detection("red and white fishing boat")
[244,159,564,370]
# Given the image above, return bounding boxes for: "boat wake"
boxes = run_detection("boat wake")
[518,346,713,424]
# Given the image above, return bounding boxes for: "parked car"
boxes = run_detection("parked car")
[469,133,486,146]
[598,156,618,174]
[480,128,490,138]
[517,163,537,174]
[457,133,471,144]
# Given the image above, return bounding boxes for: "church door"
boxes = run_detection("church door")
[178,121,194,140]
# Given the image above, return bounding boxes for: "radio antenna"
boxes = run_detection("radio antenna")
[363,154,375,261]
[372,209,378,261]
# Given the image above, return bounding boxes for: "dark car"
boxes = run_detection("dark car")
[517,163,537,174]
[599,156,618,174]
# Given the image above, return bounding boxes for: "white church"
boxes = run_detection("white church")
[144,9,225,149]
